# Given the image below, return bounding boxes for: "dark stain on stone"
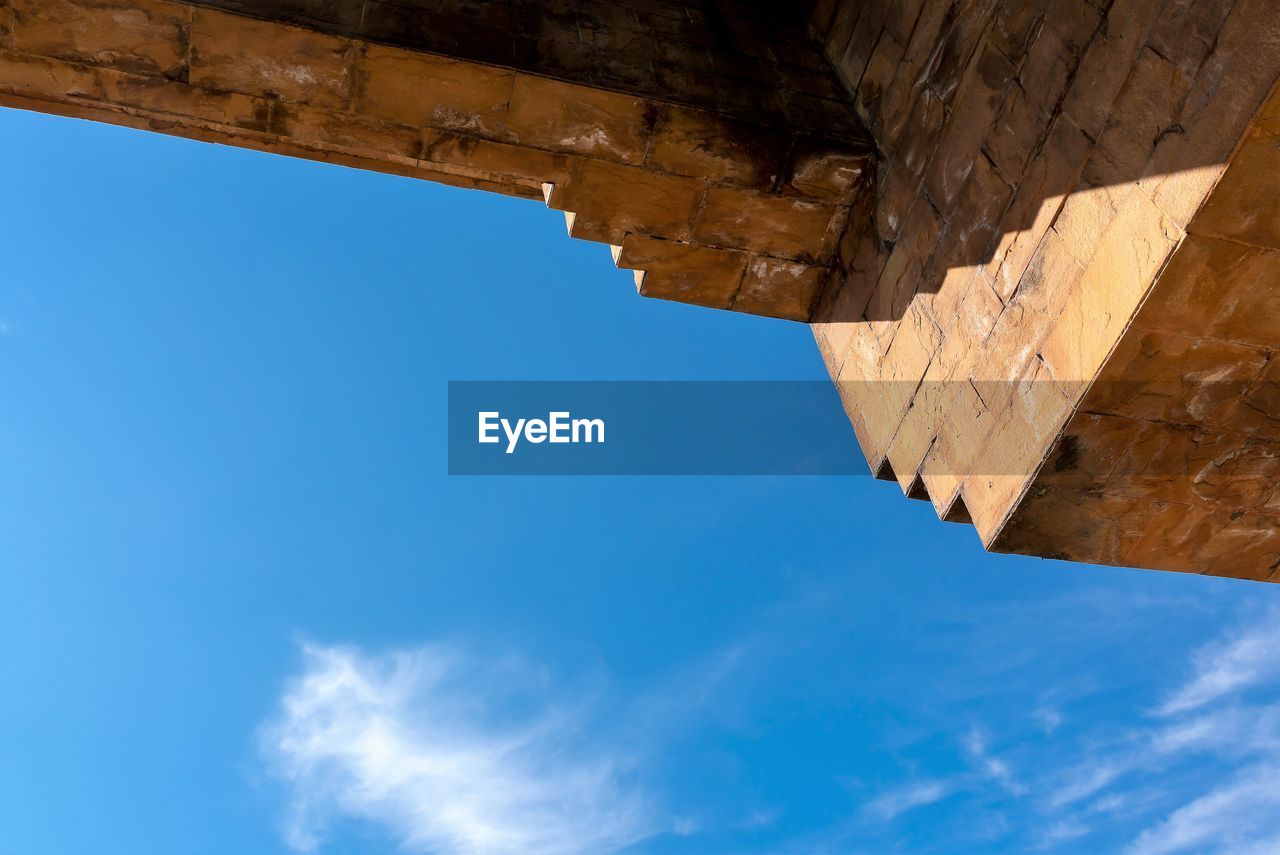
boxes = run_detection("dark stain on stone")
[641,102,661,136]
[1053,434,1080,472]
[238,100,274,133]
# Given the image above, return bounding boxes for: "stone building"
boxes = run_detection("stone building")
[1,0,1277,579]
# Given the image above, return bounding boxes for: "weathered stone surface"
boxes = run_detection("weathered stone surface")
[787,135,873,202]
[11,0,188,78]
[103,66,267,127]
[507,75,652,165]
[864,197,941,323]
[1140,0,1280,226]
[422,132,573,186]
[6,0,1280,579]
[1191,134,1280,250]
[1059,0,1165,139]
[815,0,1280,579]
[695,189,841,263]
[2,0,876,324]
[647,104,789,189]
[986,115,1092,300]
[358,45,512,136]
[1039,190,1180,383]
[985,25,1076,183]
[277,104,419,161]
[552,159,704,244]
[190,8,351,109]
[0,48,106,100]
[614,235,746,310]
[734,257,826,321]
[1086,331,1269,429]
[923,43,1015,212]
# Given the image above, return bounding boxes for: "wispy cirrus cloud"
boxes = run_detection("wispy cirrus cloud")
[1037,818,1088,850]
[259,641,662,855]
[962,726,1026,795]
[862,779,950,821]
[852,606,1280,854]
[1155,616,1280,716]
[260,604,1280,855]
[1127,764,1280,855]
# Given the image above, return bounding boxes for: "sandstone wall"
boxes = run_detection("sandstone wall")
[3,0,1279,578]
[809,0,1280,578]
[1001,81,1280,579]
[0,0,872,320]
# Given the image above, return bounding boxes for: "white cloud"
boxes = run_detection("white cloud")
[260,642,661,855]
[1034,706,1064,735]
[1038,819,1088,849]
[1126,764,1280,855]
[1047,762,1129,810]
[1157,613,1280,716]
[963,726,1026,795]
[849,604,1280,853]
[862,779,950,821]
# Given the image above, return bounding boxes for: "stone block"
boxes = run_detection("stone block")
[554,159,704,244]
[885,352,951,493]
[970,298,1057,416]
[966,360,1075,540]
[857,26,904,137]
[985,27,1074,183]
[874,0,949,153]
[1043,0,1102,56]
[920,378,990,517]
[1061,0,1165,139]
[1087,330,1269,430]
[733,257,826,321]
[865,197,941,322]
[1049,181,1120,269]
[615,234,746,310]
[0,48,104,101]
[695,188,840,263]
[1040,189,1181,383]
[1147,0,1237,80]
[10,0,187,79]
[1128,235,1280,352]
[1037,412,1144,490]
[990,0,1046,61]
[880,299,942,398]
[1229,355,1280,441]
[923,43,1015,213]
[190,9,351,109]
[1005,228,1083,316]
[922,152,1013,288]
[646,104,789,189]
[786,135,873,202]
[1193,510,1280,581]
[836,337,903,470]
[985,115,1092,299]
[100,67,268,130]
[423,132,573,185]
[506,73,652,165]
[276,105,421,163]
[357,44,513,137]
[1110,422,1278,511]
[1190,134,1280,250]
[1083,47,1189,189]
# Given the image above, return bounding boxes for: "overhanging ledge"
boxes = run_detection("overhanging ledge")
[0,0,875,321]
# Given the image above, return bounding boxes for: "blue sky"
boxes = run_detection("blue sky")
[2,107,1279,855]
